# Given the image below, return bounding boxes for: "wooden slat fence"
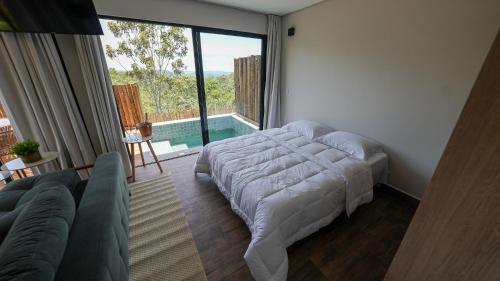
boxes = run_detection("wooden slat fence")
[112,84,144,128]
[0,104,7,119]
[234,55,261,123]
[0,129,16,160]
[147,105,235,123]
[0,102,17,162]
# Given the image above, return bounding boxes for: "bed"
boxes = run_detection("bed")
[194,121,388,281]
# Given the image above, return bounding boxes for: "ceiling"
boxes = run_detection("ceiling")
[197,0,326,16]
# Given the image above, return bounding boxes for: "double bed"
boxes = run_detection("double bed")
[194,121,388,281]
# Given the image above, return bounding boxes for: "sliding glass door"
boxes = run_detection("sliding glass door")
[100,19,204,161]
[198,32,263,142]
[100,17,266,162]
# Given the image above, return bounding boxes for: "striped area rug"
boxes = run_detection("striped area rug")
[129,175,207,281]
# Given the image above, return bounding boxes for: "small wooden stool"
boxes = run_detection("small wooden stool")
[123,134,163,182]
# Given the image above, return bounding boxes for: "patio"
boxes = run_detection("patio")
[127,113,258,165]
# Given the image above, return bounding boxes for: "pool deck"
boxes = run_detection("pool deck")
[129,113,258,166]
[129,140,201,166]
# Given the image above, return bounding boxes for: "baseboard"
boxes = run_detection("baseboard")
[377,183,421,204]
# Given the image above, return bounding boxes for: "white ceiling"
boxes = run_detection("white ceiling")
[197,0,325,16]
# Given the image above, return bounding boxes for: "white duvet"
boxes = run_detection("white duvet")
[194,128,374,281]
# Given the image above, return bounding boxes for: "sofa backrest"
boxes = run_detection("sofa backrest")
[55,152,129,281]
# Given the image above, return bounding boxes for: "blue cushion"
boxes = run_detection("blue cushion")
[0,186,75,281]
[0,190,27,243]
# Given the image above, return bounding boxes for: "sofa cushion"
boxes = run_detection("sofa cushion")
[0,190,28,243]
[0,206,25,244]
[0,169,80,245]
[0,190,26,211]
[0,185,75,281]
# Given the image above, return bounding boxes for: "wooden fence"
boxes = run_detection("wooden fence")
[0,104,7,119]
[112,84,144,128]
[0,102,17,162]
[234,55,261,123]
[147,105,236,123]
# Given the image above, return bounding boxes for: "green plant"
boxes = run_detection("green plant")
[10,140,40,156]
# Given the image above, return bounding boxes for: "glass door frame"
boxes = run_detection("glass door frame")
[192,27,267,145]
[100,15,267,147]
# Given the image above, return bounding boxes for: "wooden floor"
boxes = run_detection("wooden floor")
[133,154,418,281]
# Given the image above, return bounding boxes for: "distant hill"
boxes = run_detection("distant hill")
[109,68,233,78]
[181,70,233,77]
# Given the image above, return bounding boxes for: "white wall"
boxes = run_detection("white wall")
[282,0,500,198]
[94,0,267,34]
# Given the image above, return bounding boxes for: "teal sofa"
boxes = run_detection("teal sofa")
[0,152,129,281]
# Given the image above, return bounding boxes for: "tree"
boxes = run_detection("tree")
[105,21,188,114]
[205,74,235,112]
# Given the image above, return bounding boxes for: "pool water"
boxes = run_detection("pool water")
[168,128,242,149]
[147,114,258,158]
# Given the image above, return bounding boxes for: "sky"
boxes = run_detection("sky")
[99,19,262,73]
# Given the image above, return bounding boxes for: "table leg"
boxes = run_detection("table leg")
[20,170,27,178]
[146,140,163,173]
[131,143,136,182]
[138,143,145,167]
[16,170,23,178]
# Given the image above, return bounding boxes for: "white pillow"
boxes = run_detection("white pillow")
[282,120,334,140]
[315,131,382,160]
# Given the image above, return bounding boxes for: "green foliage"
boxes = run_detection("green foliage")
[106,20,188,114]
[167,75,199,113]
[10,140,39,156]
[205,75,235,109]
[110,69,235,116]
[105,20,236,116]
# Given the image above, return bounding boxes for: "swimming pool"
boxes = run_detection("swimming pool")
[149,114,258,157]
[169,128,242,149]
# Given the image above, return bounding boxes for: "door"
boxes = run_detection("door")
[199,32,264,143]
[100,18,204,160]
[193,29,266,145]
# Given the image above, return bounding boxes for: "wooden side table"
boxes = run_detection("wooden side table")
[123,134,163,182]
[1,151,60,178]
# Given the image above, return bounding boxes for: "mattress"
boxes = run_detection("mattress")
[194,128,388,281]
[367,152,389,185]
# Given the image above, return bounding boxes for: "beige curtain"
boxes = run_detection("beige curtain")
[0,32,96,172]
[263,15,282,129]
[73,35,132,177]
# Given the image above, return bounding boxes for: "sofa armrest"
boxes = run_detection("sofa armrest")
[55,152,129,281]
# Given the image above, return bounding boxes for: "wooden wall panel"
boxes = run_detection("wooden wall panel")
[385,30,500,281]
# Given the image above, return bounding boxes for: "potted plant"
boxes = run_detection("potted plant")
[10,140,41,163]
[136,113,152,137]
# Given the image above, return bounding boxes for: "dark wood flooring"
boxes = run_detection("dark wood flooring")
[133,154,418,281]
